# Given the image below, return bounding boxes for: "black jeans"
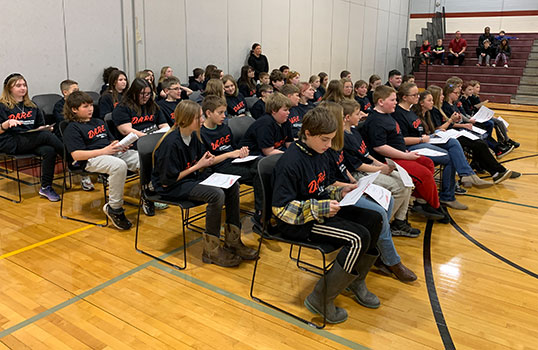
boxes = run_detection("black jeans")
[215,160,263,214]
[187,182,241,237]
[448,53,465,65]
[458,136,505,175]
[10,131,63,187]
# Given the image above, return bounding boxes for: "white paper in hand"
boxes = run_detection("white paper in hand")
[199,173,241,189]
[471,106,494,123]
[458,129,479,140]
[497,116,509,128]
[339,171,380,207]
[231,155,259,163]
[428,135,448,144]
[118,132,139,148]
[412,147,448,157]
[386,158,414,187]
[471,126,487,135]
[364,184,392,211]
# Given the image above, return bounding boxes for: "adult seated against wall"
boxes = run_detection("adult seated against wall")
[476,26,495,58]
[385,70,402,91]
[247,43,269,81]
[448,31,467,66]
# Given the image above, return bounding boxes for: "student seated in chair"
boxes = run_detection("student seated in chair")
[272,107,382,323]
[151,100,258,267]
[63,91,140,229]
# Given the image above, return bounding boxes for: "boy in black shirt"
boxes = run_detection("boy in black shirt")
[200,96,263,224]
[240,92,293,156]
[272,108,382,323]
[188,68,205,92]
[63,91,139,230]
[432,39,445,65]
[269,70,285,92]
[281,84,302,138]
[157,76,183,126]
[250,84,273,120]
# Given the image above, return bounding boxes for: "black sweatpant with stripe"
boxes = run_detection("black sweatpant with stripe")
[278,206,382,274]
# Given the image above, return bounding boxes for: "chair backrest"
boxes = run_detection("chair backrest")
[245,96,259,110]
[84,91,100,102]
[257,154,282,225]
[32,93,63,116]
[189,90,203,103]
[58,120,83,171]
[137,133,164,189]
[228,115,255,143]
[104,112,121,140]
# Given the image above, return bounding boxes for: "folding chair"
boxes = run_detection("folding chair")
[245,96,259,110]
[249,154,341,329]
[134,133,206,270]
[84,91,101,119]
[32,93,63,125]
[188,91,203,104]
[0,153,41,203]
[58,121,109,226]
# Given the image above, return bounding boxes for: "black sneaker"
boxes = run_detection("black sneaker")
[413,203,445,220]
[470,161,486,174]
[390,219,421,238]
[496,144,514,159]
[510,171,521,179]
[507,139,520,148]
[103,204,132,230]
[455,183,467,195]
[142,198,155,216]
[492,170,512,184]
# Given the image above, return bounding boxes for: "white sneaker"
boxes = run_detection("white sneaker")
[504,64,509,68]
[81,176,95,191]
[492,64,496,67]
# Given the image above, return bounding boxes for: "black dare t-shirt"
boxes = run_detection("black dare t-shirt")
[343,128,372,171]
[98,92,121,119]
[355,96,372,113]
[157,99,179,126]
[226,93,247,117]
[250,99,266,120]
[430,107,450,129]
[391,104,424,138]
[0,103,44,133]
[63,119,114,169]
[238,83,256,98]
[240,114,293,155]
[363,109,406,161]
[272,141,331,209]
[112,104,166,133]
[200,124,237,169]
[151,130,208,198]
[288,106,302,138]
[326,148,350,184]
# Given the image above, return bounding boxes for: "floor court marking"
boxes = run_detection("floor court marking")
[499,153,538,164]
[423,219,456,350]
[447,213,538,279]
[0,209,140,261]
[150,261,369,350]
[463,194,538,211]
[0,237,202,339]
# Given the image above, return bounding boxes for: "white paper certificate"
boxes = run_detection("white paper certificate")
[199,173,241,189]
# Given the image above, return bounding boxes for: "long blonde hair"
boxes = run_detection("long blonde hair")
[158,66,171,84]
[153,100,202,162]
[427,85,448,120]
[0,74,36,109]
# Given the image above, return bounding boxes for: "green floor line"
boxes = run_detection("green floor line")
[150,261,369,350]
[464,194,538,210]
[0,237,202,339]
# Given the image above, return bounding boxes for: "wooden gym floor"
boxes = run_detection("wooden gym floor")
[0,108,537,349]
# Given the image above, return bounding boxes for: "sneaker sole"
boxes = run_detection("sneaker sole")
[496,147,514,159]
[201,254,241,267]
[102,204,132,230]
[440,201,468,210]
[39,192,60,202]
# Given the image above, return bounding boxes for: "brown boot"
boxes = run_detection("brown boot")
[387,262,417,282]
[202,233,242,267]
[223,223,259,260]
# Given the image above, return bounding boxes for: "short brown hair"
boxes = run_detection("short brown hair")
[202,95,226,114]
[258,83,273,94]
[161,76,180,90]
[340,99,360,117]
[280,84,300,97]
[373,85,396,105]
[204,79,224,98]
[259,72,269,80]
[60,79,78,93]
[63,91,94,122]
[265,92,292,114]
[298,107,337,141]
[318,101,344,150]
[397,82,417,101]
[270,70,285,83]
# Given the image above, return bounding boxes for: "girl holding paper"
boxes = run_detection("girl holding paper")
[152,100,258,268]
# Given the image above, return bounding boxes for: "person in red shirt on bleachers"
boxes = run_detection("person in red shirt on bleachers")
[448,31,467,66]
[420,40,432,64]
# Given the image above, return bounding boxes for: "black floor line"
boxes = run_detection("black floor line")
[447,212,538,279]
[423,219,456,350]
[499,153,538,164]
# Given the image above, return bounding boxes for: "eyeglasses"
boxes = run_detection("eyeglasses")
[139,92,152,97]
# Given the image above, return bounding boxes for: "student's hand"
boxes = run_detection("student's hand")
[103,140,125,155]
[341,184,357,198]
[405,151,420,160]
[198,151,215,168]
[2,119,23,129]
[379,163,394,175]
[461,123,473,130]
[469,117,476,124]
[238,146,249,158]
[481,53,486,56]
[421,135,431,143]
[359,111,368,120]
[450,112,461,123]
[329,200,340,217]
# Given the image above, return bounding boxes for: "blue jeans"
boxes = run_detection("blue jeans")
[353,195,399,266]
[410,138,475,201]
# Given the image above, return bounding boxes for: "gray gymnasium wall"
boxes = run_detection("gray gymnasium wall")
[0,0,410,97]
